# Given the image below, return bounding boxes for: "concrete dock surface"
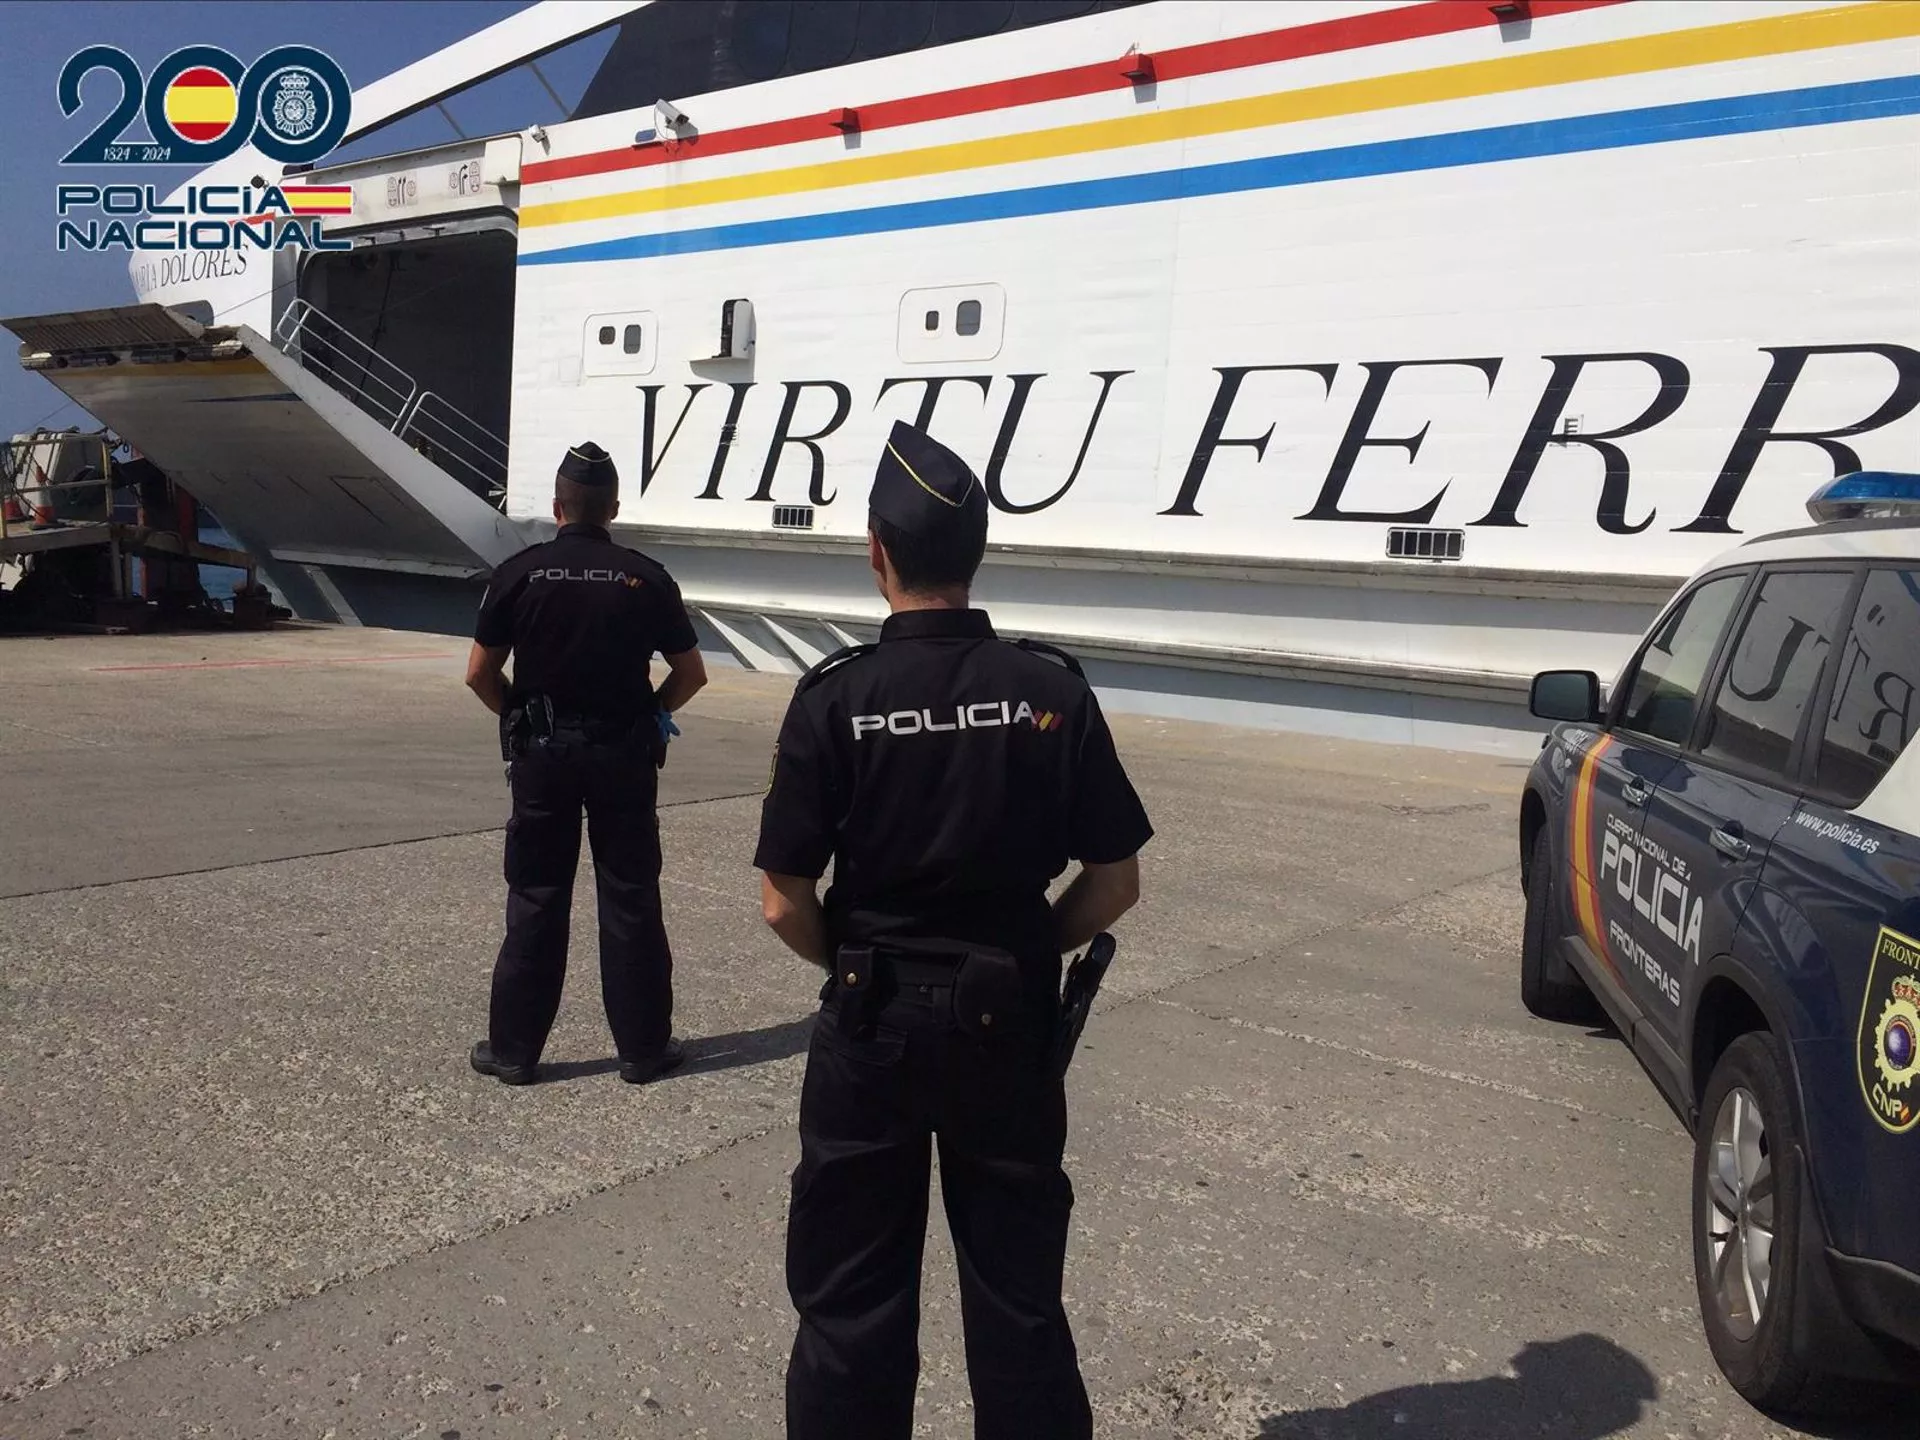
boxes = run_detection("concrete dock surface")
[0,626,1899,1439]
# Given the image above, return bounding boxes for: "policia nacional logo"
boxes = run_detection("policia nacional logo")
[1859,925,1920,1134]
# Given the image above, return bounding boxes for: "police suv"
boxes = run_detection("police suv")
[1520,472,1920,1414]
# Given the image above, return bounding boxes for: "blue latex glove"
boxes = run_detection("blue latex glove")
[655,710,681,746]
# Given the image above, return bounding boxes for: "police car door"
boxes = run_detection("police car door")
[1636,566,1858,1069]
[1573,571,1750,1035]
[1747,565,1920,1270]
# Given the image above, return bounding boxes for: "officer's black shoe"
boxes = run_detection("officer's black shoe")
[470,1040,538,1086]
[619,1039,686,1085]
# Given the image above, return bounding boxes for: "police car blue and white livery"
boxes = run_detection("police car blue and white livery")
[1520,471,1920,1414]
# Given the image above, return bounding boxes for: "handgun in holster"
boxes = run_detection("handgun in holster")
[1049,932,1117,1078]
[499,691,555,762]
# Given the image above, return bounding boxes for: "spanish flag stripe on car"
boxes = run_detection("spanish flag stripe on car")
[1567,737,1627,986]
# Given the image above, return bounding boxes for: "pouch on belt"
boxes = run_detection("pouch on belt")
[831,945,878,1037]
[951,944,1025,1041]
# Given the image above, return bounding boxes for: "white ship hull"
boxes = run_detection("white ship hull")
[10,0,1920,753]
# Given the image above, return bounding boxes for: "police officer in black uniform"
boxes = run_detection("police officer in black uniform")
[465,441,707,1086]
[755,420,1153,1440]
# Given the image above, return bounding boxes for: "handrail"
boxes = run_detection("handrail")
[273,299,511,511]
[275,298,417,430]
[399,391,509,502]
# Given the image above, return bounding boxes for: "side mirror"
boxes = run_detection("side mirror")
[1530,669,1602,723]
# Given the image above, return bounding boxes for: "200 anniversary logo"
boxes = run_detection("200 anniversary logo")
[54,42,354,256]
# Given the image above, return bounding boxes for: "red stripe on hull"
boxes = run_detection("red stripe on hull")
[523,0,1628,185]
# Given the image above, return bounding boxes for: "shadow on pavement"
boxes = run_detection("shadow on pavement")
[1257,1335,1655,1439]
[537,1016,814,1084]
[681,1016,814,1075]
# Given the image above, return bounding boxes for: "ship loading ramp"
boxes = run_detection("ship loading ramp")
[2,305,532,633]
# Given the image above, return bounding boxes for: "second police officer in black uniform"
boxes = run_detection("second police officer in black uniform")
[464,441,707,1087]
[755,420,1154,1440]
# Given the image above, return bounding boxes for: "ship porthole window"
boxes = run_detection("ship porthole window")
[582,310,657,378]
[896,285,1005,363]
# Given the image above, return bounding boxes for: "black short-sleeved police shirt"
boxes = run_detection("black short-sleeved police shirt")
[753,608,1153,956]
[474,523,698,723]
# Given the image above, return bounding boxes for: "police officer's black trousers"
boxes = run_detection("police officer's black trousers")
[785,984,1093,1440]
[489,736,673,1066]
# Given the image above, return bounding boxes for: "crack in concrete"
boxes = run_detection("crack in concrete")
[1148,1000,1670,1135]
[1097,860,1521,1015]
[0,1097,804,1405]
[0,790,770,902]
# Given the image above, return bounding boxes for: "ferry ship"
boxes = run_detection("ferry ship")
[8,0,1919,754]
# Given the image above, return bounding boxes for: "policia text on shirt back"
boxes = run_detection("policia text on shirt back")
[755,420,1152,1440]
[465,440,707,1088]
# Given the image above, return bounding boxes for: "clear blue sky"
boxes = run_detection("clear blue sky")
[0,0,615,438]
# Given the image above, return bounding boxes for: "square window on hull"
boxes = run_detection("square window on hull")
[581,311,657,378]
[896,285,1005,363]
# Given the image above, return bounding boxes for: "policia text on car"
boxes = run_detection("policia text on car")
[756,420,1154,1440]
[463,441,708,1086]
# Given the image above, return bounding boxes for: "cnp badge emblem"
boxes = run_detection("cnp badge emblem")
[1858,925,1920,1134]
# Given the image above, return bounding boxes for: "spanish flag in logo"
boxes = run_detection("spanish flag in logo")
[282,186,354,217]
[163,67,239,144]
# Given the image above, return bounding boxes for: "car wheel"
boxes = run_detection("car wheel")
[1693,1030,1831,1413]
[1521,828,1601,1023]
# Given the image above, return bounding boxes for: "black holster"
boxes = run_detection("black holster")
[501,694,558,762]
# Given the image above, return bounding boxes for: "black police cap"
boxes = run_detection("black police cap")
[558,441,618,488]
[869,420,984,537]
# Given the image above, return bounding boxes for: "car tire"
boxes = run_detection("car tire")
[1692,1029,1836,1415]
[1521,828,1601,1023]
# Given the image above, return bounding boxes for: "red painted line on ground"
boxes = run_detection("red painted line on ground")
[89,653,460,673]
[523,0,1627,185]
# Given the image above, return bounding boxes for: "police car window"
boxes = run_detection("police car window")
[1817,568,1920,805]
[1617,574,1744,746]
[1699,570,1853,778]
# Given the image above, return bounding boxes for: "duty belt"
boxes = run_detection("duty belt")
[831,943,1021,1043]
[881,956,961,991]
[550,711,643,740]
[502,694,650,761]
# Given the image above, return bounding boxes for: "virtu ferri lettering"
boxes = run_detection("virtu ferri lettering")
[631,342,1920,533]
